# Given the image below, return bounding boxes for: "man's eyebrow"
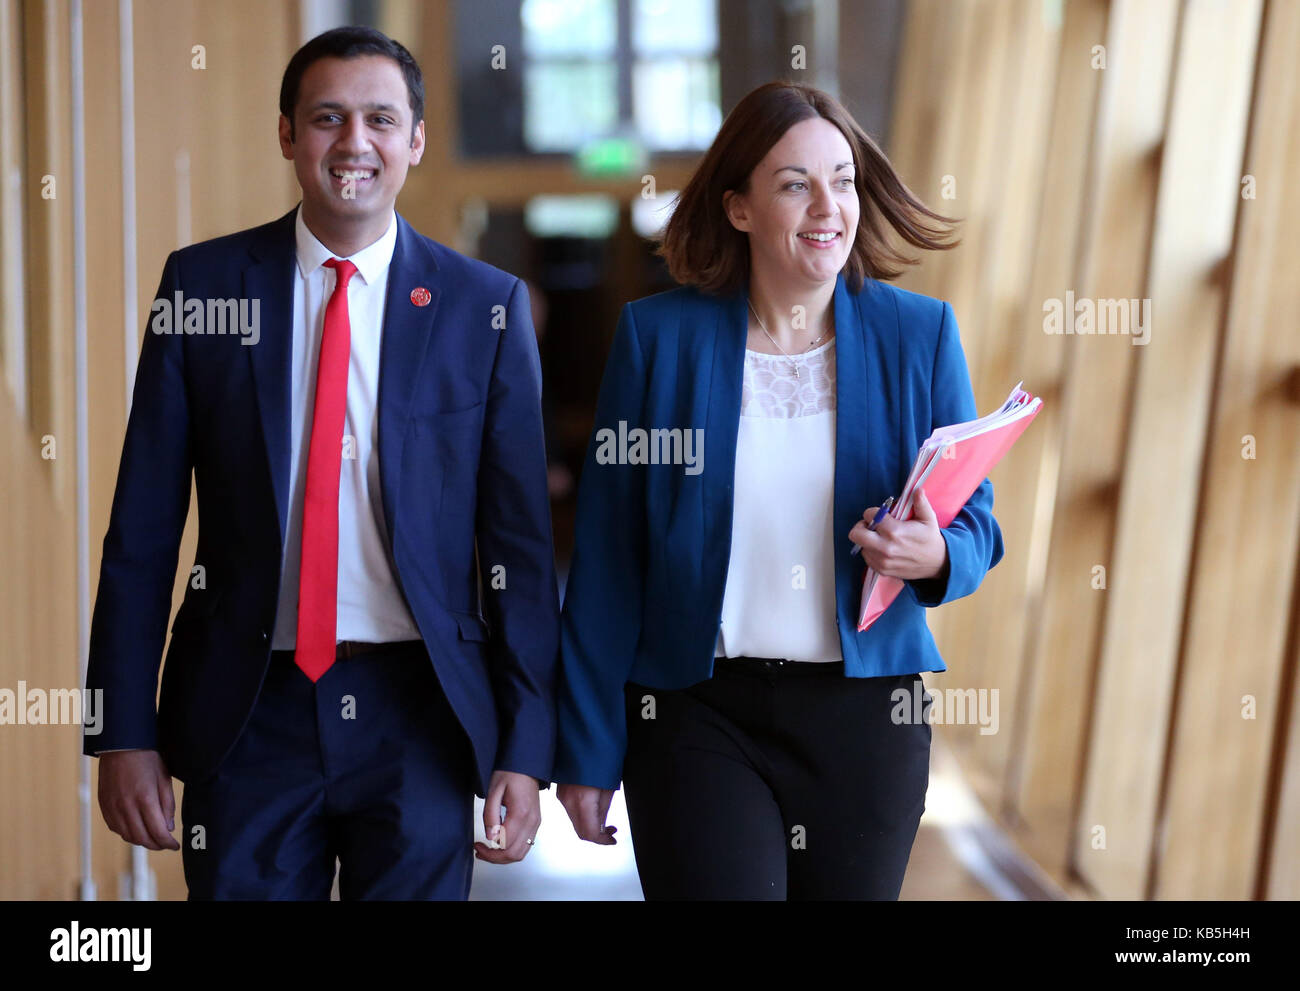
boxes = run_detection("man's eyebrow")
[772,162,855,175]
[305,100,403,114]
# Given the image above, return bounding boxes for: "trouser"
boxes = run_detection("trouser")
[180,641,477,900]
[622,657,932,900]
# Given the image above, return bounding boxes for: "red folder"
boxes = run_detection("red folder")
[857,382,1043,631]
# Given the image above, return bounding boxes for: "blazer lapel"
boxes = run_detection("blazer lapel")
[702,283,747,551]
[376,213,441,545]
[244,208,298,550]
[833,272,901,562]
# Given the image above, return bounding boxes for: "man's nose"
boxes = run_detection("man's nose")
[336,114,372,151]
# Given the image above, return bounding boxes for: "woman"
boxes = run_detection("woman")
[552,81,1005,899]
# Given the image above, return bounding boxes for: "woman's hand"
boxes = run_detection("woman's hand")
[848,488,948,580]
[557,783,619,845]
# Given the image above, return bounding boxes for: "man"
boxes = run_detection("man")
[83,26,558,899]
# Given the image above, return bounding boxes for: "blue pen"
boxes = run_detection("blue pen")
[850,496,895,556]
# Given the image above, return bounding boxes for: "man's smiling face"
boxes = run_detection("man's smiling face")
[278,54,424,244]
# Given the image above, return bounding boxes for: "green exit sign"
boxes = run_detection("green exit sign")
[576,137,648,178]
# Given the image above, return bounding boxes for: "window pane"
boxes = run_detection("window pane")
[524,62,619,151]
[522,0,617,56]
[633,0,717,55]
[632,58,721,150]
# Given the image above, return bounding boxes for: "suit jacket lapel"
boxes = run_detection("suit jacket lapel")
[376,214,441,545]
[245,208,297,551]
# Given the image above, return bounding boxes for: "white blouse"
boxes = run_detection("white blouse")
[714,337,842,663]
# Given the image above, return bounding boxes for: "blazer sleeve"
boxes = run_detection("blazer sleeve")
[904,300,1005,607]
[476,278,560,784]
[84,251,192,756]
[551,303,648,790]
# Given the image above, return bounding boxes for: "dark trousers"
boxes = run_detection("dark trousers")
[622,658,932,900]
[180,641,477,900]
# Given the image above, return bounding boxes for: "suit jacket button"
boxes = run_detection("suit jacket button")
[260,629,269,642]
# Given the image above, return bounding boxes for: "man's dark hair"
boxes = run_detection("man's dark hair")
[279,26,424,143]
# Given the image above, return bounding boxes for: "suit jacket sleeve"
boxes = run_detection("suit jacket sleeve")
[476,278,560,784]
[905,300,1005,607]
[551,302,648,790]
[84,251,192,756]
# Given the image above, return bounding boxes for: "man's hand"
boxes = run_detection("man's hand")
[556,783,618,845]
[848,487,948,580]
[474,770,542,864]
[97,750,180,851]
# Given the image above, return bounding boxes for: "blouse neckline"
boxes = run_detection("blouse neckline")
[745,336,837,360]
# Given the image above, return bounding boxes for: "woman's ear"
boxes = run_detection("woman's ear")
[723,189,751,233]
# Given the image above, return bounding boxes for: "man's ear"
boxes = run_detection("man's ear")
[278,114,295,160]
[723,189,751,233]
[408,119,426,166]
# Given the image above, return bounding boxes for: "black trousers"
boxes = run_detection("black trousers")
[622,658,932,900]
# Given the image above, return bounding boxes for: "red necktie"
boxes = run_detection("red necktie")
[294,257,357,682]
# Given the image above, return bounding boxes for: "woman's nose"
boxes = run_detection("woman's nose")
[809,181,837,216]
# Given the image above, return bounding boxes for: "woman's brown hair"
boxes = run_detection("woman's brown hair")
[657,80,961,294]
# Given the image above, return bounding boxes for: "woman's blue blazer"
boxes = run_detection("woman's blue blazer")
[552,272,1005,789]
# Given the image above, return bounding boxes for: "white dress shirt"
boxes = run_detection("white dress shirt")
[271,206,421,650]
[714,339,842,662]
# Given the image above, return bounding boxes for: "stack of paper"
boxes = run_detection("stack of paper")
[858,382,1043,631]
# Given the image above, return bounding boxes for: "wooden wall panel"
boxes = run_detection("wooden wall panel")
[21,0,74,505]
[1004,0,1109,881]
[884,0,959,226]
[0,0,79,900]
[1267,634,1300,900]
[892,0,1010,321]
[1078,0,1262,902]
[1027,0,1178,900]
[1155,0,1298,900]
[82,0,132,905]
[0,369,80,898]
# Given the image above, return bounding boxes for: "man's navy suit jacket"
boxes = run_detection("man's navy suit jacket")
[83,205,559,797]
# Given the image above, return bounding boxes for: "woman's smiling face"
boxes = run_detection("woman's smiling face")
[724,116,860,291]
